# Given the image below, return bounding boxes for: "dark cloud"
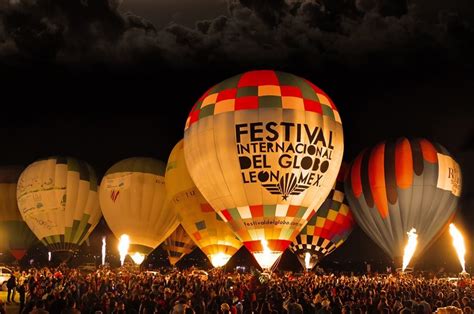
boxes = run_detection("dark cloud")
[0,0,472,73]
[463,129,474,152]
[0,0,126,62]
[356,0,407,16]
[155,0,473,73]
[238,0,289,26]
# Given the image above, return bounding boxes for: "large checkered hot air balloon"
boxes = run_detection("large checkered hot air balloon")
[0,166,37,261]
[289,164,355,270]
[344,138,462,264]
[17,157,102,261]
[162,224,196,266]
[166,140,242,267]
[99,157,178,264]
[184,70,344,269]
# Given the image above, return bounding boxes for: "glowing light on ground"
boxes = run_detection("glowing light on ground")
[253,239,281,270]
[102,236,106,266]
[118,234,130,266]
[130,252,145,265]
[449,223,466,273]
[402,228,418,272]
[209,253,231,268]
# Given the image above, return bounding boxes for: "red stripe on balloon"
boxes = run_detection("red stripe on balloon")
[395,138,414,189]
[369,142,388,218]
[419,138,438,164]
[200,203,214,213]
[350,152,364,198]
[238,70,279,87]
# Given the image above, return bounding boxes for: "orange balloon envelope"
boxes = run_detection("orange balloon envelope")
[345,138,462,260]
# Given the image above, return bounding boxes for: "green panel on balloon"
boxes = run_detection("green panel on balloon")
[259,96,282,108]
[208,74,242,94]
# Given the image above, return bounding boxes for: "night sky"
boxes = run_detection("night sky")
[0,0,472,271]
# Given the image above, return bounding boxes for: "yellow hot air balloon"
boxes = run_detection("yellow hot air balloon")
[16,157,102,261]
[162,224,196,266]
[184,70,344,269]
[99,157,178,263]
[166,140,243,267]
[0,166,37,261]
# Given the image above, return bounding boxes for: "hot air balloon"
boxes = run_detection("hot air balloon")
[289,164,355,270]
[183,70,344,269]
[99,157,178,264]
[162,224,196,266]
[0,166,37,261]
[344,138,462,265]
[166,140,243,267]
[16,157,102,261]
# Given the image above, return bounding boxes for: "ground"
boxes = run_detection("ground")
[0,290,20,312]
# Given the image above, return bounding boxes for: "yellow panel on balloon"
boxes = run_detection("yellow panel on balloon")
[165,140,242,268]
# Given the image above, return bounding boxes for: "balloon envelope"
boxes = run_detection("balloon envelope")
[166,140,242,267]
[0,166,37,261]
[344,138,462,261]
[184,70,344,268]
[162,224,196,266]
[17,157,102,259]
[99,157,178,256]
[289,164,355,269]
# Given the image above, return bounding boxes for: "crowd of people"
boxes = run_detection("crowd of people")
[0,264,472,314]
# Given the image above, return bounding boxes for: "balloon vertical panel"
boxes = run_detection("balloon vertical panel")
[163,225,196,266]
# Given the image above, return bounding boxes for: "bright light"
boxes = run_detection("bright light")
[48,251,51,262]
[402,228,418,272]
[305,252,311,269]
[297,252,317,270]
[209,253,231,268]
[118,234,130,266]
[253,239,281,269]
[130,252,145,265]
[449,223,466,273]
[102,236,106,266]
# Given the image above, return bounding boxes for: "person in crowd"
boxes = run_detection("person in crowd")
[0,264,470,314]
[18,281,27,313]
[7,273,17,304]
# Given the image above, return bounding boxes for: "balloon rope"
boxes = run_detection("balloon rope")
[271,254,283,272]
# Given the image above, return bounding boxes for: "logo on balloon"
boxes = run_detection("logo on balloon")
[110,190,120,202]
[236,122,335,200]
